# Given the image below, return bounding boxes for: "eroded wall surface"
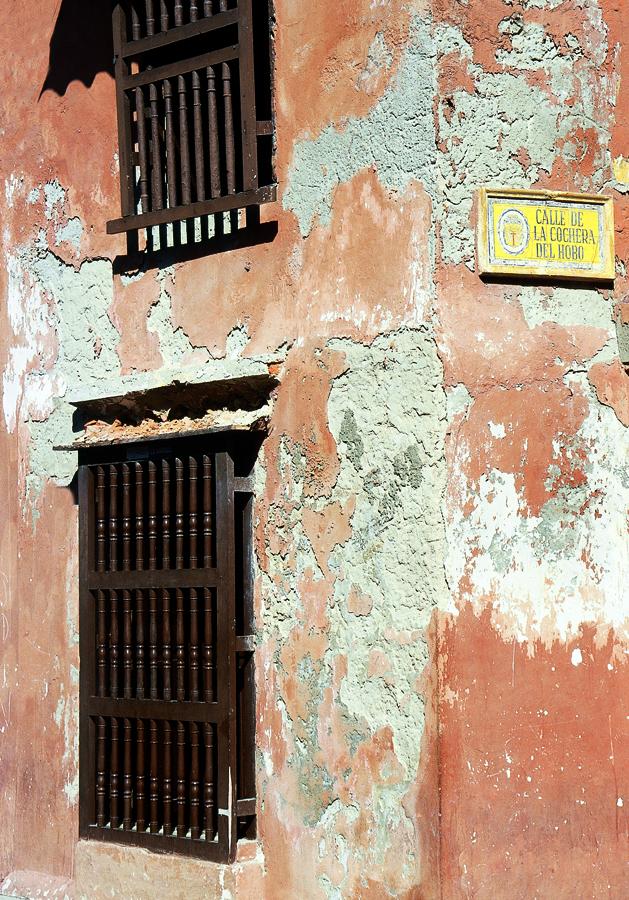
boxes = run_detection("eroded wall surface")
[0,0,627,898]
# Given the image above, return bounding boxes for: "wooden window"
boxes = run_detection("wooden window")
[107,0,275,237]
[78,434,257,862]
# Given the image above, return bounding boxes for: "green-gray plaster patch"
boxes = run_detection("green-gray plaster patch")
[283,18,437,237]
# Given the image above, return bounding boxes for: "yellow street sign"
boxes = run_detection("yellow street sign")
[477,188,614,281]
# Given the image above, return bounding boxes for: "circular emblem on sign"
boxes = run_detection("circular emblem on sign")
[497,208,529,255]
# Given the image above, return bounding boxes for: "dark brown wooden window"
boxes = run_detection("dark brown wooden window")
[78,434,257,862]
[107,0,275,237]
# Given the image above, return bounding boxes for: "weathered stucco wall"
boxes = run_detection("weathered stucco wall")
[0,0,628,897]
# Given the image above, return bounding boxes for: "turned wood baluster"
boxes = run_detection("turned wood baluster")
[110,591,120,699]
[131,4,142,40]
[136,719,146,831]
[174,459,185,700]
[149,720,159,832]
[96,716,107,826]
[163,589,172,701]
[163,721,174,834]
[176,589,185,701]
[109,465,119,571]
[175,458,185,569]
[189,456,198,568]
[96,468,108,697]
[190,590,199,702]
[148,463,158,699]
[204,721,215,840]
[160,0,168,31]
[123,718,133,829]
[147,461,157,569]
[189,457,199,700]
[136,85,151,214]
[149,590,158,699]
[176,721,187,835]
[190,723,201,839]
[219,0,235,198]
[122,466,133,699]
[145,0,155,35]
[162,459,171,569]
[110,717,121,828]
[164,78,178,209]
[135,463,145,698]
[203,454,213,568]
[162,459,172,700]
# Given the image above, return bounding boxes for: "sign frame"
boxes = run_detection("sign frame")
[477,187,615,281]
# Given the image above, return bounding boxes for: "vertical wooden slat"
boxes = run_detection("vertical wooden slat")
[237,0,259,191]
[175,458,185,569]
[149,591,158,699]
[163,590,172,700]
[123,591,133,699]
[189,456,198,568]
[222,58,236,196]
[148,461,157,569]
[190,0,199,21]
[190,591,199,702]
[192,71,206,201]
[96,466,107,570]
[109,465,119,571]
[149,84,165,211]
[110,591,120,699]
[160,0,169,31]
[204,722,216,840]
[97,592,107,697]
[178,74,192,207]
[113,4,136,218]
[135,464,146,699]
[149,719,159,832]
[96,716,107,827]
[175,0,184,26]
[122,464,131,570]
[78,466,97,836]
[131,4,142,40]
[123,718,133,829]
[216,450,238,858]
[136,720,146,831]
[110,717,121,829]
[176,589,185,701]
[135,462,144,570]
[203,454,213,568]
[136,590,145,699]
[207,65,221,199]
[136,86,151,214]
[164,78,178,209]
[177,721,187,835]
[162,459,171,568]
[145,0,156,35]
[163,721,174,834]
[190,722,201,839]
[122,465,133,700]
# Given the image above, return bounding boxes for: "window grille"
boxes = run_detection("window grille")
[107,0,275,236]
[78,434,257,862]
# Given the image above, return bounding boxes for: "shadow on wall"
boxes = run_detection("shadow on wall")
[40,0,114,97]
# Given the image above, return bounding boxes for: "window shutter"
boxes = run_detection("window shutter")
[107,1,275,236]
[78,437,256,862]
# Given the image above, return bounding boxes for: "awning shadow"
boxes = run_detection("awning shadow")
[40,0,114,98]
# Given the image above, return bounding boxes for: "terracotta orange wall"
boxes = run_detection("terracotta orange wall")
[0,0,628,897]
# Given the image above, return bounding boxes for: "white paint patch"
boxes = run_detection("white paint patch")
[571,648,582,667]
[488,421,506,439]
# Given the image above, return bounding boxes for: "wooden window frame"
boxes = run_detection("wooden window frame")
[78,432,257,863]
[107,0,276,236]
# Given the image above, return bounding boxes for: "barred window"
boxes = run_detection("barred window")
[78,434,257,862]
[107,0,275,239]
